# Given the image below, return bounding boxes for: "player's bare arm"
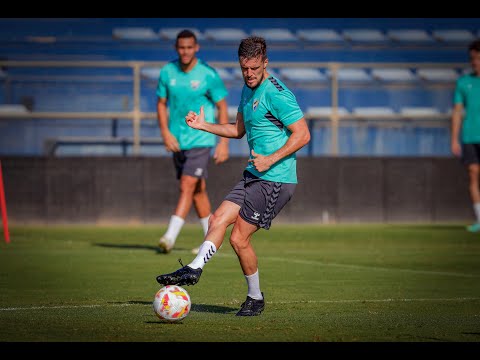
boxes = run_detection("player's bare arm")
[157,98,180,152]
[213,98,230,164]
[248,117,311,173]
[451,103,463,157]
[185,105,246,139]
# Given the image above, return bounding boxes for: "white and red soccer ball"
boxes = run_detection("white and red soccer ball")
[153,285,191,322]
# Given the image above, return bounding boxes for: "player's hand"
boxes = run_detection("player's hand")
[185,105,206,130]
[248,149,273,172]
[163,131,180,152]
[214,141,229,165]
[451,140,461,157]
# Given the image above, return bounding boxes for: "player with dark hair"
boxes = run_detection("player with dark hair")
[156,29,229,253]
[155,36,311,316]
[451,39,480,232]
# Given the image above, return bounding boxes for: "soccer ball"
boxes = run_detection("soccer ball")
[153,285,191,322]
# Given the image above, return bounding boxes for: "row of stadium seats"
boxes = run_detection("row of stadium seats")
[141,66,468,83]
[0,109,451,157]
[1,18,479,63]
[0,63,467,84]
[112,27,479,45]
[0,104,450,119]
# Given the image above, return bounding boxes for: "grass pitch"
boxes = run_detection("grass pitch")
[1,224,480,343]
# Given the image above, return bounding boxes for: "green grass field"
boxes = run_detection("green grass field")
[1,224,480,342]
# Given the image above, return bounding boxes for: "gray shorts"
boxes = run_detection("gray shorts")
[461,143,480,165]
[172,147,211,180]
[225,170,296,230]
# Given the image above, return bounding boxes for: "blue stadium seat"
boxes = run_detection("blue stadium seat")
[387,29,434,43]
[278,68,327,82]
[0,104,29,114]
[140,67,161,81]
[227,106,238,119]
[214,67,235,81]
[112,27,159,41]
[158,27,204,41]
[371,68,417,82]
[342,29,388,44]
[416,68,459,82]
[306,106,350,118]
[326,68,372,82]
[432,29,475,43]
[352,106,396,117]
[295,29,344,44]
[399,106,443,117]
[204,28,248,42]
[250,28,298,42]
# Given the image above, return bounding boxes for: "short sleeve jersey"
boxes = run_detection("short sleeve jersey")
[237,75,304,183]
[453,73,480,144]
[156,59,228,150]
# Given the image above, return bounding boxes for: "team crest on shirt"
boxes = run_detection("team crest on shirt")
[190,80,200,89]
[252,99,259,111]
[170,79,176,86]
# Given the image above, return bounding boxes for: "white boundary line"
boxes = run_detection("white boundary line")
[215,253,480,278]
[1,297,480,311]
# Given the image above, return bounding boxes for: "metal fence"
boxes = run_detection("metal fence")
[0,60,465,156]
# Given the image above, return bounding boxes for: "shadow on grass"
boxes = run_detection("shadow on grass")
[93,242,191,254]
[191,303,237,314]
[144,303,237,324]
[109,300,236,314]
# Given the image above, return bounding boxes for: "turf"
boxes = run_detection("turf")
[1,224,480,342]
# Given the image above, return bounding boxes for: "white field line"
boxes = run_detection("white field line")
[214,252,480,278]
[1,297,480,311]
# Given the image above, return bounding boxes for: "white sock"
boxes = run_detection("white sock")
[245,270,263,300]
[199,215,211,236]
[474,203,480,223]
[188,240,217,269]
[164,215,185,244]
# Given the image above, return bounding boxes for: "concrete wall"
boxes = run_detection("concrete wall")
[0,156,472,225]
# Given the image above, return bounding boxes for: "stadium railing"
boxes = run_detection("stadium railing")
[0,60,465,157]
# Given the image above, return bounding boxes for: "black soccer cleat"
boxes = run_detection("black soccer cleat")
[235,293,265,316]
[156,259,202,286]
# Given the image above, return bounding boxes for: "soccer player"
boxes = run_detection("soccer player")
[451,39,480,232]
[155,36,311,316]
[156,29,230,254]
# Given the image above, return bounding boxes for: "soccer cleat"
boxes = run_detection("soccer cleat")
[158,235,174,253]
[236,293,265,316]
[467,223,480,233]
[156,259,203,286]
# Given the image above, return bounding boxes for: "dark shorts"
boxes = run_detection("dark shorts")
[461,143,480,165]
[172,147,211,180]
[224,170,296,230]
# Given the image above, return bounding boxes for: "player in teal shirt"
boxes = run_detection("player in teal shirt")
[451,39,480,232]
[156,36,311,316]
[156,29,229,253]
[238,72,304,183]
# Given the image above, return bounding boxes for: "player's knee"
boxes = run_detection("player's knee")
[179,181,196,195]
[209,212,227,229]
[229,232,248,251]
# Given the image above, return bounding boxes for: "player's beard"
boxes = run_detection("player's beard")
[245,71,265,90]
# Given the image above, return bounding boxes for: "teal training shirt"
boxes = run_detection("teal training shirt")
[238,75,304,183]
[156,59,228,150]
[454,73,480,144]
